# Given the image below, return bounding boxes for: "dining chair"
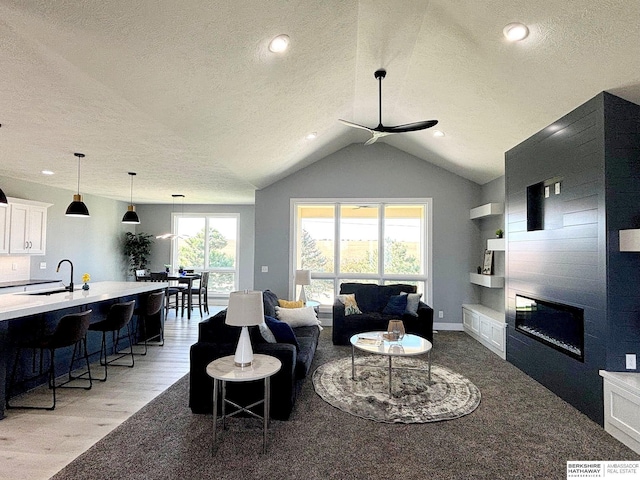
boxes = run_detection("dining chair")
[150,272,182,317]
[181,271,209,317]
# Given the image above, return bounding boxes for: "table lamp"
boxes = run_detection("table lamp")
[294,269,311,303]
[225,290,264,367]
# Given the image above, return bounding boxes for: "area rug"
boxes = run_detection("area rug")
[312,356,481,423]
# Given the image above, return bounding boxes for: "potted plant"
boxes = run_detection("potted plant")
[123,232,154,276]
[495,229,504,238]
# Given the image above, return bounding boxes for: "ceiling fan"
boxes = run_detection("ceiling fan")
[339,69,438,145]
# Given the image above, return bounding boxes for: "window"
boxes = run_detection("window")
[172,214,238,294]
[292,199,431,306]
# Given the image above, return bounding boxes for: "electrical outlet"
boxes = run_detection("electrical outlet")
[40,262,47,270]
[555,182,561,195]
[261,266,268,273]
[626,354,637,370]
[438,310,444,318]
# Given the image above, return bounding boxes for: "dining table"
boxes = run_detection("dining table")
[140,273,201,320]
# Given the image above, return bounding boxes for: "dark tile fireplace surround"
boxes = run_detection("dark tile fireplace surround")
[505,92,640,425]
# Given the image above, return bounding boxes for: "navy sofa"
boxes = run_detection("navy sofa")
[189,290,320,420]
[332,283,434,345]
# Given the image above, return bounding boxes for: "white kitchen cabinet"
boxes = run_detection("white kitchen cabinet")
[0,205,9,254]
[462,304,506,359]
[600,370,640,455]
[8,198,50,255]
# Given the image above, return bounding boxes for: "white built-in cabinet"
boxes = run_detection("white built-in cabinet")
[465,202,506,358]
[462,304,506,359]
[599,370,640,454]
[0,205,10,254]
[7,198,51,255]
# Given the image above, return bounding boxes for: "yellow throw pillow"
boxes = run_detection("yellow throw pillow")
[278,299,305,309]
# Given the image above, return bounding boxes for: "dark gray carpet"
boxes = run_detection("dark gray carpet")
[51,329,639,480]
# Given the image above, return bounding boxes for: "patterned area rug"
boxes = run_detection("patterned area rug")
[313,356,481,423]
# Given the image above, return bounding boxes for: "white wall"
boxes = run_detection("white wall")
[0,175,130,285]
[254,143,482,327]
[135,203,255,291]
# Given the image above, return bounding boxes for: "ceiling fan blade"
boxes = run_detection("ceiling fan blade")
[380,120,438,133]
[338,119,374,132]
[364,131,390,146]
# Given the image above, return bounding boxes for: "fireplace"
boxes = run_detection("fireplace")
[515,294,584,362]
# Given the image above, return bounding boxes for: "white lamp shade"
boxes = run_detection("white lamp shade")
[225,290,264,327]
[294,269,311,286]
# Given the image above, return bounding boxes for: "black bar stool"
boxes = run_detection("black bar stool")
[88,301,136,381]
[6,310,93,411]
[133,290,165,355]
[150,272,182,317]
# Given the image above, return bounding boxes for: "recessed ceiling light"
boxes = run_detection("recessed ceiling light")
[503,22,529,42]
[433,130,445,137]
[41,170,54,175]
[305,132,317,140]
[269,34,290,53]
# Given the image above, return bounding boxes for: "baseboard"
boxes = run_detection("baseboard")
[434,322,464,331]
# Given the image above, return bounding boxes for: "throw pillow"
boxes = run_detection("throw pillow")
[400,291,423,316]
[275,306,322,329]
[258,320,277,343]
[262,290,279,317]
[335,294,362,316]
[383,294,408,316]
[264,316,300,351]
[278,299,305,309]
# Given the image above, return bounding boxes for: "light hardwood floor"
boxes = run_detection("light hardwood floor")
[0,306,221,480]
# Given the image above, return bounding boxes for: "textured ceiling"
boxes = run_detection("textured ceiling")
[1,0,639,204]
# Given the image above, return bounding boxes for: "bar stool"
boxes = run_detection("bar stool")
[6,310,93,411]
[88,300,136,381]
[181,271,210,317]
[133,290,165,355]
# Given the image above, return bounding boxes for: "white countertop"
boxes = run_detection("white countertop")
[600,370,640,393]
[0,281,168,322]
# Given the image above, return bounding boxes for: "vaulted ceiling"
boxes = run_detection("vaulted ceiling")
[1,1,639,204]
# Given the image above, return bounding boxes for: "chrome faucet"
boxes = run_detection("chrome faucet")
[56,259,74,292]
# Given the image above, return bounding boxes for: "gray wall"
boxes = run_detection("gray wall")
[0,174,130,284]
[135,203,255,291]
[254,143,481,328]
[478,175,506,313]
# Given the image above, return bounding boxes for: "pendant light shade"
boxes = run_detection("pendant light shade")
[122,172,140,224]
[0,187,7,207]
[66,153,90,217]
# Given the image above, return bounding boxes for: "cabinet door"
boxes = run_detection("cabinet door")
[463,308,480,334]
[9,203,30,254]
[0,206,9,254]
[27,205,47,254]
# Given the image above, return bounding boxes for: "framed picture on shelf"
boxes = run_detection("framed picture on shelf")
[482,250,494,275]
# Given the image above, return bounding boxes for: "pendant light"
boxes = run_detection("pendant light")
[65,153,90,217]
[156,194,188,240]
[122,172,140,224]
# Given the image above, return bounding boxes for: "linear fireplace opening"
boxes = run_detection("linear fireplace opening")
[515,294,584,362]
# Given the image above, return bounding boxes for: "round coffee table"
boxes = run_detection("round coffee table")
[349,332,432,397]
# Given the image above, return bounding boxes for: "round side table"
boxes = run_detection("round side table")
[206,354,281,454]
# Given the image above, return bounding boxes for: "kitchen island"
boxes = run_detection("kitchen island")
[0,281,169,418]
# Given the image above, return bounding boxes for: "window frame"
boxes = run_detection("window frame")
[171,212,240,294]
[289,198,432,307]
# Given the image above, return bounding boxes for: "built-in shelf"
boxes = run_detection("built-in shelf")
[470,202,504,220]
[469,273,504,288]
[487,238,505,251]
[619,229,640,251]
